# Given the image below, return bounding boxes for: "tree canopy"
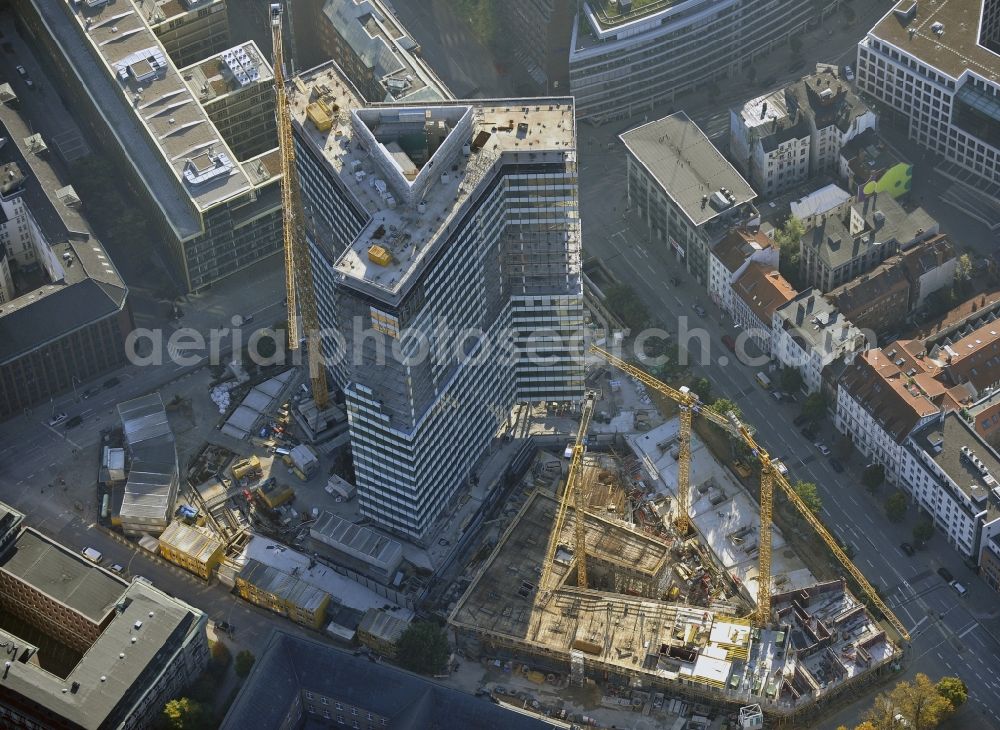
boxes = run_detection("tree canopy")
[793,481,822,515]
[885,491,908,523]
[862,464,885,491]
[913,518,934,545]
[396,621,450,675]
[849,673,961,730]
[234,650,256,679]
[604,283,650,332]
[162,698,211,730]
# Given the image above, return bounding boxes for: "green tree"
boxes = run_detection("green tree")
[935,676,967,709]
[913,518,934,546]
[604,283,650,331]
[396,621,450,675]
[891,673,955,729]
[779,366,804,394]
[802,392,828,423]
[954,253,973,297]
[709,398,741,421]
[862,464,885,491]
[209,640,232,670]
[776,216,806,290]
[792,481,822,515]
[234,650,256,679]
[162,698,211,730]
[691,377,712,403]
[885,491,908,523]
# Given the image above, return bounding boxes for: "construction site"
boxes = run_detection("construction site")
[449,351,903,726]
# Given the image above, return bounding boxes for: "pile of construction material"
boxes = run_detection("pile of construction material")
[211,382,236,413]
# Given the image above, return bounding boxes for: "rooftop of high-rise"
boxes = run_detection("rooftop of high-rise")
[291,61,577,302]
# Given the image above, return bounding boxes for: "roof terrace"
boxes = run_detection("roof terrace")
[291,62,575,302]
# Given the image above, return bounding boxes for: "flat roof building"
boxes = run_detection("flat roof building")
[0,99,130,421]
[295,0,452,104]
[157,520,224,579]
[117,394,178,536]
[622,112,759,287]
[180,41,277,161]
[19,0,283,292]
[569,0,845,123]
[309,511,403,584]
[291,61,583,540]
[857,0,1000,229]
[135,0,229,69]
[0,522,208,730]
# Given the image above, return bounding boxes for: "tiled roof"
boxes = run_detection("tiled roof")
[733,262,797,325]
[714,228,773,273]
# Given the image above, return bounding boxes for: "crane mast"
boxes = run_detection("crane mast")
[540,392,596,598]
[591,346,910,641]
[270,3,329,409]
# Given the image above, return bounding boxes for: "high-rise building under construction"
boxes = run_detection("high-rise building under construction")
[290,62,584,540]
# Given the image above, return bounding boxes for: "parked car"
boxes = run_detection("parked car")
[937,567,954,582]
[771,391,783,402]
[828,457,844,473]
[48,412,67,427]
[103,377,120,389]
[773,460,788,476]
[815,442,831,456]
[65,415,83,429]
[844,65,855,81]
[215,620,234,634]
[109,563,125,574]
[900,542,915,556]
[15,64,26,77]
[951,581,967,597]
[81,547,103,563]
[692,303,706,317]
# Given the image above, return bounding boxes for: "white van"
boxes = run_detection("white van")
[81,547,103,564]
[951,581,968,597]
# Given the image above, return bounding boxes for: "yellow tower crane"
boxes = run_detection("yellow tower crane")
[270,3,329,409]
[539,392,596,598]
[592,346,910,640]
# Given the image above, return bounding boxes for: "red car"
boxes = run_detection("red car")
[722,335,736,352]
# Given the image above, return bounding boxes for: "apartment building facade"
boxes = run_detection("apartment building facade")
[291,63,583,540]
[707,227,777,314]
[772,289,867,393]
[730,68,876,197]
[569,0,842,123]
[856,0,1000,225]
[798,193,937,292]
[731,263,797,355]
